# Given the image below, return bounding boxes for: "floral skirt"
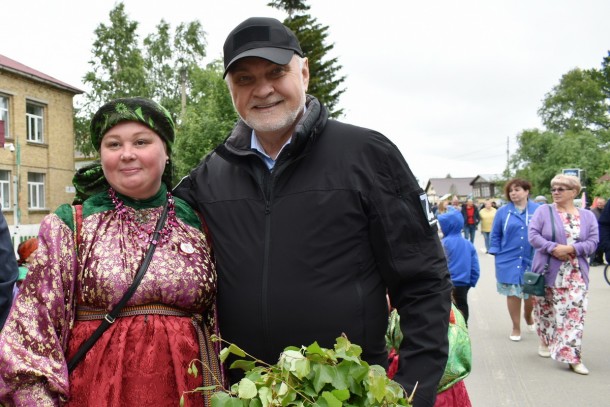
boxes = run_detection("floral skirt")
[533,268,588,364]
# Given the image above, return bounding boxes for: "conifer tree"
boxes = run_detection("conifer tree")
[268,0,346,117]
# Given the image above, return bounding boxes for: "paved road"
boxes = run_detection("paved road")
[463,235,610,406]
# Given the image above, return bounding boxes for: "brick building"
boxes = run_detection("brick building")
[0,54,82,227]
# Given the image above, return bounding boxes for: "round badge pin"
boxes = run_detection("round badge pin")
[180,242,195,254]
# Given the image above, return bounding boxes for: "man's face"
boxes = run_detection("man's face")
[598,198,606,209]
[226,55,309,140]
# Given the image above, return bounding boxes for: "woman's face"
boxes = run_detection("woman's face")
[100,121,168,200]
[551,183,577,206]
[508,185,529,204]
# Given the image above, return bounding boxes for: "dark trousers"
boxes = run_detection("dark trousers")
[452,286,471,323]
[463,224,476,243]
[590,247,604,265]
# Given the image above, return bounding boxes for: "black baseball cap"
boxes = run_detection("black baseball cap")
[223,17,304,78]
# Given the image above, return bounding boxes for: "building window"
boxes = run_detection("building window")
[28,172,45,209]
[26,102,44,143]
[0,170,10,210]
[0,95,9,141]
[482,185,490,197]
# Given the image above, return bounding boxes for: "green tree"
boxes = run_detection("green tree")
[511,52,610,198]
[600,51,610,100]
[511,128,610,197]
[143,20,207,117]
[76,2,208,161]
[538,68,609,139]
[173,61,238,181]
[82,3,150,111]
[76,3,149,156]
[268,0,346,117]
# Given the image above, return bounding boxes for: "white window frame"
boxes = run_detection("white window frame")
[26,102,44,143]
[0,170,10,210]
[28,172,45,209]
[0,95,9,140]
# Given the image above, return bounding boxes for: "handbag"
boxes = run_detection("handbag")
[523,206,555,297]
[522,271,545,296]
[67,200,170,372]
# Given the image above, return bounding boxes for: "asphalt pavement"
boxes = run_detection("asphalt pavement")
[463,235,610,406]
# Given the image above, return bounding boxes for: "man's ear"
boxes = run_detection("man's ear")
[302,57,310,91]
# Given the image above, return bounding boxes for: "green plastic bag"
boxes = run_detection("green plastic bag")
[386,303,472,393]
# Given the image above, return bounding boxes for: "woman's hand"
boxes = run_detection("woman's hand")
[551,244,574,261]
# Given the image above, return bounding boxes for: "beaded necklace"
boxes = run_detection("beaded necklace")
[108,188,179,245]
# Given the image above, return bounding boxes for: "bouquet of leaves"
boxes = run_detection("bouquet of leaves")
[183,334,414,406]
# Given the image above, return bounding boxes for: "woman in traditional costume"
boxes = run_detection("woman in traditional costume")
[0,97,221,405]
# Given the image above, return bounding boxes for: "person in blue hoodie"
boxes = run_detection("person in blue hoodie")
[438,210,480,322]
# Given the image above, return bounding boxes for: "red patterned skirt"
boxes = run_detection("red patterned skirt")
[65,314,219,406]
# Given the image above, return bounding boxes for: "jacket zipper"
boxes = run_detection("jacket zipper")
[258,149,305,355]
[261,169,273,350]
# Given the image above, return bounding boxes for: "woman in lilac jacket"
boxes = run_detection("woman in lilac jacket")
[528,174,598,375]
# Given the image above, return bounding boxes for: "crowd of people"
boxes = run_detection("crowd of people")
[0,15,604,407]
[433,173,602,378]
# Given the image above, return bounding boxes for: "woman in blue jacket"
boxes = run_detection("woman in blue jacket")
[489,178,539,341]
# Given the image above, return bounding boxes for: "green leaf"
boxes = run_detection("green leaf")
[219,347,231,363]
[230,359,257,371]
[312,364,335,393]
[305,341,325,356]
[280,349,310,379]
[211,392,231,406]
[228,343,247,357]
[346,361,368,384]
[366,366,387,403]
[333,337,362,363]
[331,388,350,402]
[277,381,289,396]
[321,391,342,407]
[257,386,271,407]
[211,394,246,407]
[247,400,263,407]
[238,378,258,399]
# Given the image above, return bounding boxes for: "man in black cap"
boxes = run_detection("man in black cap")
[175,17,452,407]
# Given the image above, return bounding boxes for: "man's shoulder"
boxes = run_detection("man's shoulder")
[322,119,398,156]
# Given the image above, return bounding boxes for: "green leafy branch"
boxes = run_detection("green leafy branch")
[185,334,414,406]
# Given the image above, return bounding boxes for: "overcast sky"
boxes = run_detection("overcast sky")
[3,0,610,187]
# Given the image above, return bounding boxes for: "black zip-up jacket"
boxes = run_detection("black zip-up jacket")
[174,96,452,407]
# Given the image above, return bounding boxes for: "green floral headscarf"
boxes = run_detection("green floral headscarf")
[90,97,175,154]
[73,97,176,203]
